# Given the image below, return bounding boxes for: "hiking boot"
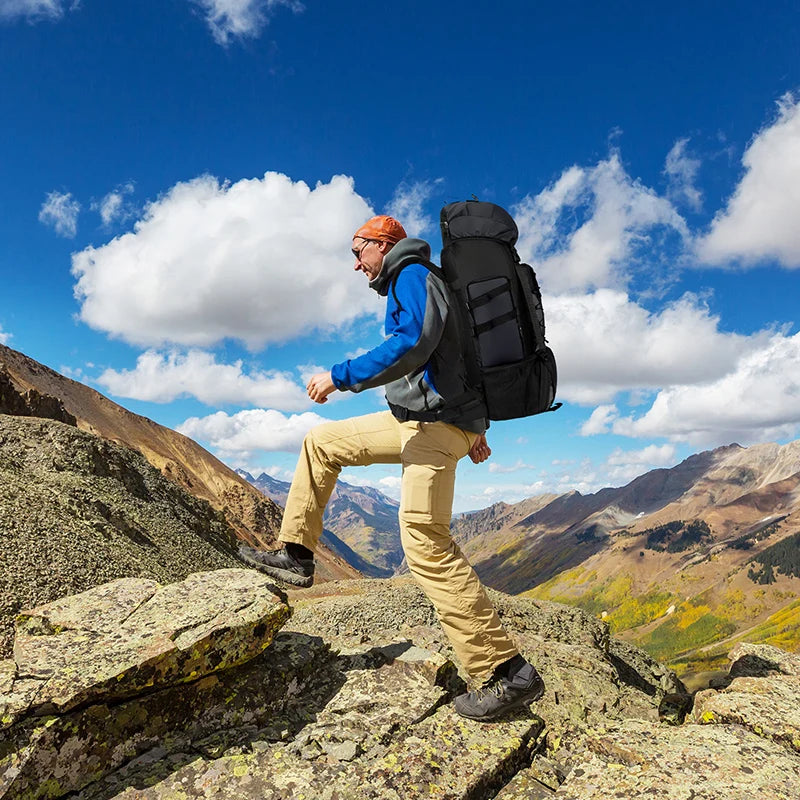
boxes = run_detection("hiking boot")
[454,656,544,721]
[238,544,315,588]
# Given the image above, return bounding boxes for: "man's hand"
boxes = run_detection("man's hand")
[307,372,337,404]
[468,433,491,464]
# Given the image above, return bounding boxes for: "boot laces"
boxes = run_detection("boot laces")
[474,677,506,702]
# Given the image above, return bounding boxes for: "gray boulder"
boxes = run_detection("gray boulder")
[0,570,289,798]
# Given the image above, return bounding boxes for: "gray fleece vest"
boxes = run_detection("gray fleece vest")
[370,239,487,435]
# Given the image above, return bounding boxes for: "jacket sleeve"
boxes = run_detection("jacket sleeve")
[331,264,447,393]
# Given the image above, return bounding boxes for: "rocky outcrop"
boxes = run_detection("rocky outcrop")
[0,416,245,660]
[523,641,800,799]
[0,366,76,427]
[0,571,290,799]
[2,572,798,799]
[286,580,689,745]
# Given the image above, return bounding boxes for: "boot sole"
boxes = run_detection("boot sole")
[252,563,314,588]
[238,551,314,588]
[455,683,545,722]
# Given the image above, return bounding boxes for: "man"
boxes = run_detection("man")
[240,215,544,721]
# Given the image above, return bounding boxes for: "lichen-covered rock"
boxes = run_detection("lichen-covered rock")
[288,577,689,745]
[14,574,797,800]
[73,639,469,799]
[94,692,543,800]
[728,641,800,678]
[494,759,559,799]
[554,718,800,799]
[1,631,328,800]
[692,675,800,753]
[5,570,289,723]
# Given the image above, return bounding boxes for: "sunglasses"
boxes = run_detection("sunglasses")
[352,238,378,261]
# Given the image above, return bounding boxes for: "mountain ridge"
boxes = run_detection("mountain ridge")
[0,343,359,584]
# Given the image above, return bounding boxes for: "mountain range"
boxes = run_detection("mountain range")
[451,440,800,685]
[2,341,799,686]
[237,469,401,576]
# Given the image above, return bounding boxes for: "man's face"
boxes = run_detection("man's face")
[352,237,386,281]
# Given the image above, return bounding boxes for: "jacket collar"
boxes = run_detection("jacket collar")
[369,238,432,296]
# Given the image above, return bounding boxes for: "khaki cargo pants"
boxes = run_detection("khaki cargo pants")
[280,411,519,678]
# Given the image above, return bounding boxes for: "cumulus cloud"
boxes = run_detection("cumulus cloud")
[0,326,11,344]
[664,138,702,211]
[604,444,678,485]
[550,289,763,405]
[581,404,618,435]
[192,0,303,45]
[176,408,326,459]
[385,180,440,238]
[513,154,688,292]
[487,460,537,474]
[72,172,376,348]
[697,95,800,268]
[610,331,800,446]
[95,349,309,410]
[39,190,80,238]
[93,182,135,226]
[0,0,78,22]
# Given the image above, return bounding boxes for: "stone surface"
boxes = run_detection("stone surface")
[5,570,289,723]
[288,578,690,748]
[71,638,469,799]
[7,573,800,800]
[1,631,328,800]
[86,696,543,800]
[692,675,800,753]
[728,641,800,678]
[554,718,800,799]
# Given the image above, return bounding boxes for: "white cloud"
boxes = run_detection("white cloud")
[93,182,135,226]
[0,0,77,22]
[487,459,537,474]
[176,408,326,458]
[71,172,377,349]
[550,289,763,405]
[296,362,326,384]
[0,326,11,344]
[95,349,309,410]
[611,331,800,446]
[664,138,702,211]
[581,404,618,435]
[513,154,688,292]
[697,95,800,268]
[192,0,303,45]
[385,180,440,238]
[604,444,677,485]
[39,190,80,238]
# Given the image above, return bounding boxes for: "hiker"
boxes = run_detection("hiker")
[240,215,544,721]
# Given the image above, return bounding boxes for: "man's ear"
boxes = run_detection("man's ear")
[378,240,394,254]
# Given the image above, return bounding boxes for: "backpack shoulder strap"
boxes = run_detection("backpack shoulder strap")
[389,259,441,312]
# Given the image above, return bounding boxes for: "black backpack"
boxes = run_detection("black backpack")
[437,200,560,421]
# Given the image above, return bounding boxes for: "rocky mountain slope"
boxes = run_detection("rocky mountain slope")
[3,569,798,799]
[0,414,248,659]
[449,441,800,684]
[0,343,358,583]
[240,469,402,576]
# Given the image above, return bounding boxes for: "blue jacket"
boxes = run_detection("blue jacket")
[331,238,486,434]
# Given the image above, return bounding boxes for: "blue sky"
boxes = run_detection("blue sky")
[2,0,799,512]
